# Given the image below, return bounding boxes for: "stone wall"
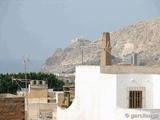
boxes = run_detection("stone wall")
[58,93,70,108]
[0,96,25,120]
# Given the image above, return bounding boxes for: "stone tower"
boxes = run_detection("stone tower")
[100,32,112,66]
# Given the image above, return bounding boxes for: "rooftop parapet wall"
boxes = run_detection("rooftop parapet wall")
[100,65,160,74]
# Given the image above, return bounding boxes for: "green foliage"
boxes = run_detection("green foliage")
[0,72,64,94]
[64,92,69,97]
[61,104,68,108]
[63,87,70,91]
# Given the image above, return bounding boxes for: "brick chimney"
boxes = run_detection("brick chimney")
[100,32,112,66]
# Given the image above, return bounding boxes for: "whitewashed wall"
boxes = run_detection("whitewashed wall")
[117,74,154,108]
[57,66,117,120]
[152,75,160,109]
[57,66,160,120]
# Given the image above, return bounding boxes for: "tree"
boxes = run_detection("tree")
[0,72,65,94]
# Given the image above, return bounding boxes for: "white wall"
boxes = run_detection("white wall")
[57,66,160,120]
[57,66,117,120]
[152,75,160,109]
[117,74,153,109]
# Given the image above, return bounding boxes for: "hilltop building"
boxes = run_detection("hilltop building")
[57,32,160,120]
[122,53,137,65]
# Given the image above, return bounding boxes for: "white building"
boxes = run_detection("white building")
[57,32,160,120]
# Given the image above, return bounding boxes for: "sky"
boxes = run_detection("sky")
[0,0,160,73]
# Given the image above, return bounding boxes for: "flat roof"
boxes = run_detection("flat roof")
[0,93,23,98]
[100,65,160,74]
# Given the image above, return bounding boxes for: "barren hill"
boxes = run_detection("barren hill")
[41,18,160,74]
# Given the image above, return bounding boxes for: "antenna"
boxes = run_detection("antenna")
[22,55,31,120]
[22,55,31,92]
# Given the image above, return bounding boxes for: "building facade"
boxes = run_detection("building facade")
[27,80,57,120]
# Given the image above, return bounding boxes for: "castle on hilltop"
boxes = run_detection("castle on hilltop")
[71,37,85,44]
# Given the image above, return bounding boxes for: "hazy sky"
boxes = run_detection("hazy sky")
[0,0,160,63]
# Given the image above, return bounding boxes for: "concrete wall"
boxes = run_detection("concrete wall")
[101,66,160,74]
[27,82,57,120]
[28,86,48,103]
[28,103,57,120]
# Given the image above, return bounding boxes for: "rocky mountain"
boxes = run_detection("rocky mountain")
[41,18,160,74]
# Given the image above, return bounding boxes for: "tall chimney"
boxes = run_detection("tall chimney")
[100,32,112,66]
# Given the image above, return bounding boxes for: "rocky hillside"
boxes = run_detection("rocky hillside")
[41,18,160,74]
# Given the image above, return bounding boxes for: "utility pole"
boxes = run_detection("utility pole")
[80,42,97,65]
[24,60,27,94]
[22,56,30,92]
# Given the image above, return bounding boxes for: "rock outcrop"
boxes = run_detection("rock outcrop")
[41,18,160,73]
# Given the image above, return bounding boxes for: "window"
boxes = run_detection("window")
[129,91,142,108]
